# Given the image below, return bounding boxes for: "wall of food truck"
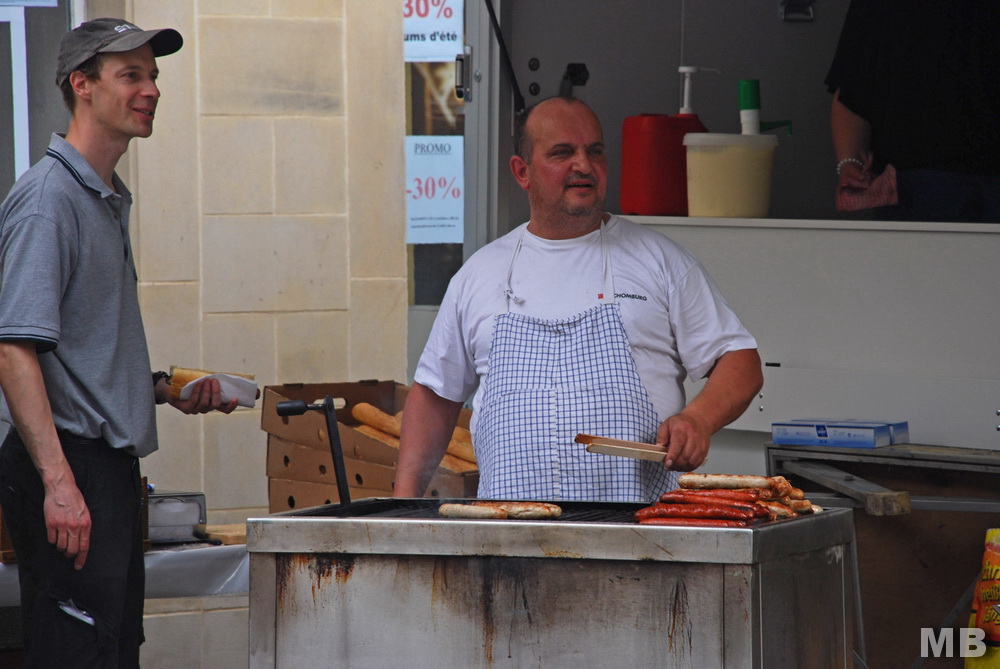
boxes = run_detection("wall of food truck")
[459,1,1000,466]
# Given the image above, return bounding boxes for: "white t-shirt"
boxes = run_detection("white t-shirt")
[415,215,757,432]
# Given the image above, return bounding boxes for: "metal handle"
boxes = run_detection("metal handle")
[274,396,352,507]
[276,399,309,416]
[455,45,473,101]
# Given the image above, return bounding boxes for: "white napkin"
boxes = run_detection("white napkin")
[178,373,258,408]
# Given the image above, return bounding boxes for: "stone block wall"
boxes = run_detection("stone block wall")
[110,0,406,521]
[77,2,405,665]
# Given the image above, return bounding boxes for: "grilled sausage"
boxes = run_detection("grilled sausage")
[657,491,763,511]
[639,517,751,528]
[678,473,773,490]
[756,501,798,518]
[634,503,760,522]
[660,489,764,503]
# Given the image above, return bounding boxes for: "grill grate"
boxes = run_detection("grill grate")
[293,498,643,524]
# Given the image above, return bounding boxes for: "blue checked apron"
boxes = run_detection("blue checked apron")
[473,223,678,502]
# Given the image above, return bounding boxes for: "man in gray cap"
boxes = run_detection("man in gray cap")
[0,18,235,667]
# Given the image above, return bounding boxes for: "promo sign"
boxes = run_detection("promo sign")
[403,0,463,63]
[405,135,464,244]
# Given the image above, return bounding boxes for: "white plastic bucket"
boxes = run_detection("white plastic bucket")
[683,133,778,218]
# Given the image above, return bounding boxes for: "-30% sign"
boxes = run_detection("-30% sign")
[408,176,462,200]
[403,0,454,19]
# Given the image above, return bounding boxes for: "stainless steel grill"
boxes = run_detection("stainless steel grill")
[250,396,862,667]
[285,497,642,523]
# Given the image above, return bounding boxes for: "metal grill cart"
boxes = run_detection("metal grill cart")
[247,396,861,668]
[248,501,859,668]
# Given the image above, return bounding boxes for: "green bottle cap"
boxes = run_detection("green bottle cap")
[739,79,760,111]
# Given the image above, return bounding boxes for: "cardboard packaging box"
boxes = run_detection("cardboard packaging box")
[261,380,478,513]
[783,418,909,445]
[771,419,894,448]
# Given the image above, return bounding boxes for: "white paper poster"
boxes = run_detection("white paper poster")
[405,135,464,244]
[403,0,463,63]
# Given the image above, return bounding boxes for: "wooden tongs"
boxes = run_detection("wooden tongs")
[575,434,668,462]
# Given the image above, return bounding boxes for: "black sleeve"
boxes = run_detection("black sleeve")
[824,0,887,121]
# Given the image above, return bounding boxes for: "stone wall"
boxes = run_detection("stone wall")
[114,0,405,523]
[82,2,404,666]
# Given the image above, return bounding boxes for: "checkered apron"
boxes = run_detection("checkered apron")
[473,224,677,502]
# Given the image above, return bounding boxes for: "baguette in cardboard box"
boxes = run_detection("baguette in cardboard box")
[351,402,477,465]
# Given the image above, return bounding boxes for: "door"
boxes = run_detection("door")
[405,0,507,382]
[0,0,72,195]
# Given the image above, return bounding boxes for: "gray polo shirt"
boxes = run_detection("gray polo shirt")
[0,134,157,456]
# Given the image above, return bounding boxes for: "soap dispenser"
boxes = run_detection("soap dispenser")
[620,66,714,216]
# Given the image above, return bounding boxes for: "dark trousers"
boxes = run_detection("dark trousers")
[0,430,145,669]
[877,169,1000,223]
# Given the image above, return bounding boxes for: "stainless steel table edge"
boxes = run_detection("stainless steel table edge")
[246,507,853,565]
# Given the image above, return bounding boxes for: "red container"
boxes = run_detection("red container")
[620,113,708,216]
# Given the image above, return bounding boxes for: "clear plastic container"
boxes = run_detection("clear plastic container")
[683,133,778,218]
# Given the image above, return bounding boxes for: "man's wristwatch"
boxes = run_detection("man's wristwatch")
[152,371,171,404]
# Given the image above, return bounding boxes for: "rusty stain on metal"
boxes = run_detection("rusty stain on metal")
[430,558,448,608]
[312,554,354,587]
[480,556,534,667]
[276,554,357,606]
[275,554,293,612]
[540,549,584,559]
[480,562,497,667]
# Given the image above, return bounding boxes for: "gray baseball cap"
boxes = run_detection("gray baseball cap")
[56,18,183,86]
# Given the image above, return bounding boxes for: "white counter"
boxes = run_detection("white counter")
[0,543,248,607]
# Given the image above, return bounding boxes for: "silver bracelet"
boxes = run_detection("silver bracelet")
[836,157,865,176]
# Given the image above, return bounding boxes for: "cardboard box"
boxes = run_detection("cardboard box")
[771,420,892,448]
[780,418,910,445]
[267,435,397,490]
[792,418,910,444]
[261,380,479,508]
[268,478,389,514]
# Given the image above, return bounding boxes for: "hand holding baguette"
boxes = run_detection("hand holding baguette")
[165,366,257,413]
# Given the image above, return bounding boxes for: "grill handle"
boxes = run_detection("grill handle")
[276,397,352,508]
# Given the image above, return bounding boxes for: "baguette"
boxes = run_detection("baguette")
[352,402,401,437]
[354,424,399,447]
[167,366,256,400]
[352,425,477,474]
[445,434,476,464]
[401,408,476,462]
[438,453,478,474]
[356,403,476,464]
[399,410,473,449]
